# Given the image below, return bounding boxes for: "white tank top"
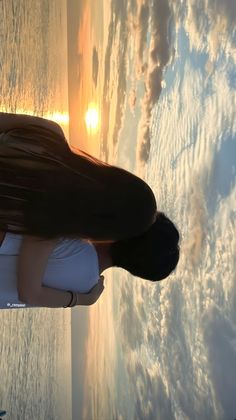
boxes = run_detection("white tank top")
[0,233,99,309]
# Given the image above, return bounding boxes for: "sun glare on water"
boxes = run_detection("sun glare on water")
[85,105,99,134]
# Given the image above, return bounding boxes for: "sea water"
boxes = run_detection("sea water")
[0,1,72,419]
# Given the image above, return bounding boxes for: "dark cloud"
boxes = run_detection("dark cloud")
[136,0,173,163]
[137,64,164,162]
[151,0,172,67]
[100,0,128,159]
[211,0,236,26]
[111,37,128,148]
[92,47,99,88]
[137,2,150,66]
[137,121,151,163]
[100,17,114,159]
[146,64,163,104]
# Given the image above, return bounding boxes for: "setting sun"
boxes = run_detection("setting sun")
[85,106,99,134]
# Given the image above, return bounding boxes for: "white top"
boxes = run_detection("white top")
[0,233,99,309]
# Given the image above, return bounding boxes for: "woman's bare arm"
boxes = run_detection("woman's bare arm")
[0,112,64,137]
[25,277,105,308]
[17,235,59,301]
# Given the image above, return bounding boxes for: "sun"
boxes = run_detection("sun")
[85,106,99,133]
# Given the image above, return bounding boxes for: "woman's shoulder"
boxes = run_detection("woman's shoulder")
[51,238,95,258]
[0,232,23,255]
[0,234,95,260]
[0,113,65,139]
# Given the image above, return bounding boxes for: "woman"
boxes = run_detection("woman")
[0,212,179,309]
[0,112,179,308]
[0,232,104,309]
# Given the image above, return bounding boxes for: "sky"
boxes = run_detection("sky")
[69,0,236,419]
[67,0,105,156]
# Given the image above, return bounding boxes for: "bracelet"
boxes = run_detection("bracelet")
[70,292,77,308]
[63,290,74,308]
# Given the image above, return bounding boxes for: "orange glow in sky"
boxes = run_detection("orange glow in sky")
[85,105,99,134]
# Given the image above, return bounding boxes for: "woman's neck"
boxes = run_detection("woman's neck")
[91,242,113,274]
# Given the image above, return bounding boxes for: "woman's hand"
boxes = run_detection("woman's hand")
[76,276,105,306]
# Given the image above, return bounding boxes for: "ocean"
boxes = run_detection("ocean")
[0,1,72,419]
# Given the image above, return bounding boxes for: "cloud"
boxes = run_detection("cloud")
[150,0,172,67]
[181,178,208,269]
[92,47,99,87]
[111,39,128,150]
[116,52,236,419]
[128,88,137,113]
[135,0,236,166]
[121,280,194,419]
[132,364,174,420]
[119,280,145,351]
[136,64,164,163]
[203,304,236,419]
[100,0,129,160]
[136,114,151,163]
[136,0,173,164]
[183,0,236,60]
[134,1,150,74]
